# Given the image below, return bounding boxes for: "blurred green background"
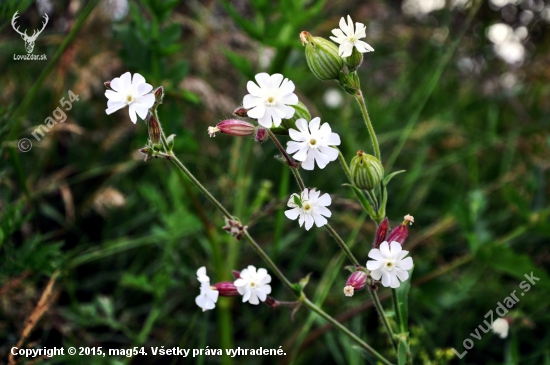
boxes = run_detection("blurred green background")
[1,0,549,364]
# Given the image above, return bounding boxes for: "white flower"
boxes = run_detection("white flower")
[234,265,272,305]
[195,266,219,312]
[105,72,155,123]
[286,117,341,170]
[242,73,298,128]
[366,241,413,288]
[330,15,374,57]
[284,188,332,230]
[492,318,509,339]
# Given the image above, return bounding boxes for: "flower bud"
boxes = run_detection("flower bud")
[264,296,279,308]
[301,31,343,81]
[212,282,240,297]
[254,127,268,143]
[374,217,389,249]
[104,81,112,90]
[233,107,249,117]
[386,215,414,245]
[271,102,311,135]
[208,119,255,138]
[344,271,367,297]
[338,70,360,95]
[350,150,384,190]
[153,86,164,105]
[232,270,241,279]
[147,113,161,145]
[344,47,363,72]
[222,218,247,240]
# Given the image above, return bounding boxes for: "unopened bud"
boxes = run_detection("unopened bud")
[222,218,247,240]
[344,271,367,297]
[374,217,389,249]
[232,270,241,279]
[344,47,363,72]
[264,296,279,308]
[301,31,343,81]
[339,70,360,95]
[233,107,249,117]
[350,150,384,190]
[153,86,164,105]
[104,81,112,90]
[254,127,268,143]
[386,215,414,245]
[147,113,161,145]
[208,119,255,138]
[212,282,240,297]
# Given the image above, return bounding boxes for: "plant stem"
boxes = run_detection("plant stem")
[336,147,352,181]
[267,129,298,168]
[354,91,381,161]
[325,224,360,266]
[392,288,403,333]
[370,288,398,351]
[303,297,393,365]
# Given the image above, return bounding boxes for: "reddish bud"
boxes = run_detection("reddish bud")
[212,282,240,297]
[104,81,112,90]
[153,86,164,105]
[387,215,414,245]
[264,296,279,308]
[208,119,255,138]
[233,107,249,117]
[147,113,161,145]
[232,270,241,279]
[254,127,268,143]
[374,217,389,249]
[344,271,367,297]
[222,218,247,241]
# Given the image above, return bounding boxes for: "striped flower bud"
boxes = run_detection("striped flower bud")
[254,127,268,143]
[344,271,367,297]
[212,282,240,297]
[344,47,363,72]
[301,31,343,81]
[350,150,384,190]
[233,107,249,117]
[374,217,389,249]
[271,101,311,135]
[147,113,161,145]
[208,119,255,138]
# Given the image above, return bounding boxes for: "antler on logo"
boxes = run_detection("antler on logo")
[11,11,49,54]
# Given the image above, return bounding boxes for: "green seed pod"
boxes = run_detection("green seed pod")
[301,31,343,81]
[344,47,363,72]
[339,70,360,95]
[350,150,384,190]
[271,101,311,135]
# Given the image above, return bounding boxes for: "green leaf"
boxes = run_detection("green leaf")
[293,194,303,208]
[396,266,413,333]
[383,170,406,186]
[397,339,407,365]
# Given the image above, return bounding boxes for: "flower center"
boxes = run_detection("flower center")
[266,96,276,106]
[303,202,312,213]
[309,138,317,147]
[249,281,257,288]
[384,261,395,272]
[126,94,135,104]
[349,36,356,43]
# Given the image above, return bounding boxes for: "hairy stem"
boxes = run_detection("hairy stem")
[354,91,381,161]
[370,288,398,351]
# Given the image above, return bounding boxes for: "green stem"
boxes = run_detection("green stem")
[325,224,360,267]
[392,288,403,333]
[303,298,393,365]
[354,91,381,161]
[267,129,298,168]
[336,147,352,181]
[370,288,398,351]
[290,167,306,191]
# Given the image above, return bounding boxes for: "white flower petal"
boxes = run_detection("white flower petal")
[247,80,264,97]
[105,90,121,101]
[309,117,321,134]
[355,40,374,53]
[319,146,339,161]
[279,93,299,105]
[128,104,138,123]
[390,241,403,254]
[136,94,155,108]
[368,248,384,261]
[247,105,267,119]
[136,83,153,95]
[381,271,392,287]
[243,94,262,109]
[254,73,271,89]
[312,212,328,227]
[325,132,341,146]
[316,193,332,207]
[370,268,382,280]
[399,257,414,270]
[286,141,304,154]
[379,242,391,258]
[278,78,295,95]
[276,104,295,119]
[131,73,146,88]
[314,205,332,218]
[394,268,409,282]
[105,101,127,115]
[367,260,383,270]
[301,153,315,170]
[133,103,149,120]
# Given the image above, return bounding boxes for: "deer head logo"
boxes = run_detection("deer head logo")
[11,11,49,54]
